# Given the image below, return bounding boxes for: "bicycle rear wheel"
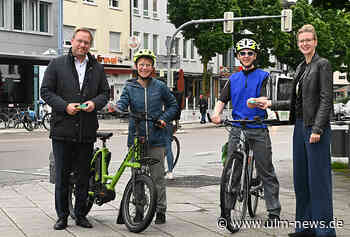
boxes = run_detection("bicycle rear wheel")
[171,136,180,169]
[68,171,95,219]
[121,174,157,233]
[42,113,52,131]
[220,152,248,233]
[248,157,262,218]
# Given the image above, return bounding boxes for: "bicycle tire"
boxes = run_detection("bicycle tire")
[22,116,34,131]
[122,174,157,233]
[0,118,6,129]
[68,171,95,219]
[42,113,52,131]
[171,135,180,169]
[247,158,262,218]
[220,152,248,233]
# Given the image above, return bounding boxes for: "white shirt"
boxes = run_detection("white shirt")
[74,56,89,90]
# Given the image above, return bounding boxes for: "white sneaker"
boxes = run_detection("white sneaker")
[166,172,174,180]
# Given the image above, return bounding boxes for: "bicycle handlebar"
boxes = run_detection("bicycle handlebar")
[111,107,162,127]
[207,113,280,126]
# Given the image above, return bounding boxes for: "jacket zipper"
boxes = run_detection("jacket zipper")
[144,87,149,142]
[79,66,92,143]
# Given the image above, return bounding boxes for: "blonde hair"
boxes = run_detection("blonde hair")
[297,24,317,41]
[72,27,93,44]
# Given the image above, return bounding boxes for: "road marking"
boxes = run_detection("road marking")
[194,151,217,156]
[0,170,48,177]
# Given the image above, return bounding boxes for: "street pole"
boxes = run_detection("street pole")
[166,15,283,90]
[58,0,63,55]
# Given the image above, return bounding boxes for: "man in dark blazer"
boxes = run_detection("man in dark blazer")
[40,28,110,230]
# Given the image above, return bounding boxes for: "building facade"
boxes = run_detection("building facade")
[0,0,58,109]
[63,0,133,102]
[132,0,222,109]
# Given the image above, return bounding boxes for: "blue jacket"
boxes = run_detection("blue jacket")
[117,78,179,147]
[229,69,268,128]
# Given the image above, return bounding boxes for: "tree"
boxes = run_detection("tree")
[167,0,240,94]
[312,0,350,11]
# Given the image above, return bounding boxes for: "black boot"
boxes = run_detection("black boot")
[53,217,67,230]
[155,212,166,224]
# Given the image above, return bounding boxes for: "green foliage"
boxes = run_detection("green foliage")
[168,0,240,93]
[312,0,350,11]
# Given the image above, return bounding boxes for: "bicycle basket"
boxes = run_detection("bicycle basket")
[221,142,228,166]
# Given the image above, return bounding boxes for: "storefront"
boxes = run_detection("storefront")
[0,53,53,113]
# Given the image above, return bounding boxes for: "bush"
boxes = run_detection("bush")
[335,97,350,104]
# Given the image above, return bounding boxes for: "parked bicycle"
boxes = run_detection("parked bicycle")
[208,114,277,233]
[67,110,159,233]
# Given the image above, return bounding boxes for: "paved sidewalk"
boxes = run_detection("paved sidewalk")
[0,120,350,236]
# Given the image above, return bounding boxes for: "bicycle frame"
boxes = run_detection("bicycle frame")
[89,136,144,194]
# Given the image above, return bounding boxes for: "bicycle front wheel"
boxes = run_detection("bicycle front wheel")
[122,174,157,233]
[171,135,180,169]
[220,152,248,233]
[248,157,262,218]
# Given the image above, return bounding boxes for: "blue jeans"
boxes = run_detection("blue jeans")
[165,124,174,172]
[293,119,335,236]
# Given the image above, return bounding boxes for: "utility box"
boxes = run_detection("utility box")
[331,129,348,157]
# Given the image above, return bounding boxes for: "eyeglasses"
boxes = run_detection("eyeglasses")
[298,38,314,44]
[138,63,153,68]
[239,51,255,57]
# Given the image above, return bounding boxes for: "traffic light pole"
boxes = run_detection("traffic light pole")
[166,14,284,89]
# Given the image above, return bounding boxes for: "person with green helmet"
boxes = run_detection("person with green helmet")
[211,38,282,226]
[116,49,179,224]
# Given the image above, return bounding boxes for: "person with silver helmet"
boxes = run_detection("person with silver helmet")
[116,49,179,225]
[211,38,281,226]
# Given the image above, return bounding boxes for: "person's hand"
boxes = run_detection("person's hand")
[248,97,271,110]
[81,101,95,112]
[309,133,320,143]
[157,120,166,128]
[66,103,80,115]
[211,113,221,124]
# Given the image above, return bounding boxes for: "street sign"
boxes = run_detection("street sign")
[223,12,234,34]
[281,9,292,32]
[128,35,141,50]
[157,54,180,69]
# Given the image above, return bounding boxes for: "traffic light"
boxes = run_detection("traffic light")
[223,12,234,34]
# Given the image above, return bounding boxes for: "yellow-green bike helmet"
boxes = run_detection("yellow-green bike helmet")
[133,49,156,65]
[235,38,258,53]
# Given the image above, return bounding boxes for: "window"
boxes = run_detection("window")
[13,0,51,33]
[190,40,195,59]
[14,0,24,30]
[143,33,149,49]
[143,0,148,17]
[174,38,179,55]
[183,39,188,59]
[152,34,158,55]
[165,36,171,52]
[39,2,49,32]
[133,0,140,15]
[109,0,119,8]
[0,0,4,27]
[63,25,75,46]
[87,28,96,48]
[110,32,121,52]
[152,0,158,18]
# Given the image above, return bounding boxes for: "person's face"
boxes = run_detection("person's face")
[136,57,154,78]
[71,31,91,58]
[298,32,317,57]
[237,49,256,68]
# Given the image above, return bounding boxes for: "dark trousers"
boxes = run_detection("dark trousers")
[200,111,206,123]
[293,120,336,236]
[52,139,93,219]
